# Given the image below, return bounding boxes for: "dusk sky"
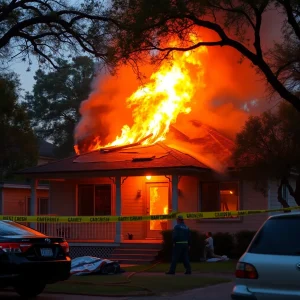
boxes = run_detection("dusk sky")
[11,57,38,95]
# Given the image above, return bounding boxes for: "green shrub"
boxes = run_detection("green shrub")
[213,232,235,257]
[234,230,256,258]
[190,231,206,261]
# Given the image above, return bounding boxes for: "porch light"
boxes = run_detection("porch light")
[146,175,152,180]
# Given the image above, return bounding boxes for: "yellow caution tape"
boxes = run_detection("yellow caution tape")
[0,206,299,223]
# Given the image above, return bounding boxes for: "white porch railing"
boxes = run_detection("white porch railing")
[36,222,116,241]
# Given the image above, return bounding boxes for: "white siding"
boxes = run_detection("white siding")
[180,178,268,234]
[3,188,49,215]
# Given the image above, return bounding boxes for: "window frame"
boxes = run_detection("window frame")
[38,197,49,215]
[26,197,49,215]
[198,181,241,222]
[77,184,112,216]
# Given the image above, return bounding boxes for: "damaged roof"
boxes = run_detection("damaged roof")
[17,142,209,176]
[169,121,235,166]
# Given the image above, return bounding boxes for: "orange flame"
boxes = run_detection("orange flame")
[75,37,208,153]
[105,42,207,148]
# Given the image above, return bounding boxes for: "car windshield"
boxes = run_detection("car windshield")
[0,221,45,237]
[249,216,300,256]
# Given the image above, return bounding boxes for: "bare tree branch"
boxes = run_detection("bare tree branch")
[181,13,300,110]
[207,1,256,29]
[0,0,124,69]
[27,0,54,12]
[0,0,27,22]
[248,4,263,58]
[17,31,58,68]
[279,0,300,40]
[147,39,226,52]
[275,60,298,77]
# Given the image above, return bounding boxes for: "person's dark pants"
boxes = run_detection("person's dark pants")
[169,243,191,273]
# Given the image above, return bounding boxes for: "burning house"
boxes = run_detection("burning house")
[16,123,289,261]
[16,37,297,261]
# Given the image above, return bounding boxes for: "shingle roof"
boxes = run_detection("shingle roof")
[17,142,209,175]
[169,121,235,167]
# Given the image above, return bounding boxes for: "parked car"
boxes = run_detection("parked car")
[0,220,71,297]
[231,212,300,300]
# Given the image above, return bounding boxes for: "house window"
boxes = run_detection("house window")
[39,198,49,215]
[26,197,49,215]
[78,184,112,216]
[200,182,239,217]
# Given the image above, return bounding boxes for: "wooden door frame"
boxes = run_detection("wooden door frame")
[144,182,170,239]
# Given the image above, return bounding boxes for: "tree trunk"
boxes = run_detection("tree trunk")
[285,174,300,206]
[277,178,290,210]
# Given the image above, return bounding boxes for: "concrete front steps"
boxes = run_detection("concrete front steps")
[109,242,162,265]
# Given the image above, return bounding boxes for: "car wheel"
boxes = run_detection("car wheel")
[14,282,46,298]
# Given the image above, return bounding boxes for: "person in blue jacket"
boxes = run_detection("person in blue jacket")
[165,215,191,275]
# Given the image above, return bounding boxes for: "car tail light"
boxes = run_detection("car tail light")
[0,243,32,253]
[235,262,258,279]
[59,241,69,254]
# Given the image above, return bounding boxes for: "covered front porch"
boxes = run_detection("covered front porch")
[30,173,193,244]
[19,142,208,244]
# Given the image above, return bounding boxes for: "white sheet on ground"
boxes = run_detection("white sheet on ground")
[206,255,229,262]
[71,256,114,275]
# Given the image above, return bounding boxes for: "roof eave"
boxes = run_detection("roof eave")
[16,166,210,179]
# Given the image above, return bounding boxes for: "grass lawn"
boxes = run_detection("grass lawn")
[44,274,231,296]
[123,260,237,274]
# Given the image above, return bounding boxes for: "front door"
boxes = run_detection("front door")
[146,183,169,239]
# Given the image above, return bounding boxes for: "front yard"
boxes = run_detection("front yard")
[43,261,236,296]
[1,261,236,297]
[124,260,237,274]
[45,274,232,296]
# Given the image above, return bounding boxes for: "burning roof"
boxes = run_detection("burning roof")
[167,121,235,170]
[17,121,236,177]
[17,142,209,176]
[74,35,208,155]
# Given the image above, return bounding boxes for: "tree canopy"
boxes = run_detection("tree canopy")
[233,101,300,207]
[0,72,38,180]
[0,0,121,69]
[25,56,96,158]
[109,0,300,111]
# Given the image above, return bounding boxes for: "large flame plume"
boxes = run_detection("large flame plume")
[104,44,207,148]
[75,37,208,154]
[74,24,277,157]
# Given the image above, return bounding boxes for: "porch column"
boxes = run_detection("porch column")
[30,179,38,229]
[114,176,123,243]
[171,174,179,227]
